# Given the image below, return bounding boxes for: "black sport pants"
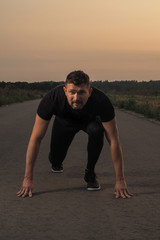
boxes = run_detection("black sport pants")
[49,116,104,171]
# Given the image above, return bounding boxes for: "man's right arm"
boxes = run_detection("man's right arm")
[17,114,50,198]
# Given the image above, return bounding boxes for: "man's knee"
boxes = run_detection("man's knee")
[87,120,104,139]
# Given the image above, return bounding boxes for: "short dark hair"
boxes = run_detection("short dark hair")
[66,70,90,87]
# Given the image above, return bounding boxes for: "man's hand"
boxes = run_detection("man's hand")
[114,179,133,199]
[16,177,33,198]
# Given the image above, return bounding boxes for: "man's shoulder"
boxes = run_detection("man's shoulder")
[90,87,115,122]
[90,86,113,108]
[37,84,66,120]
[44,84,65,100]
[91,87,108,101]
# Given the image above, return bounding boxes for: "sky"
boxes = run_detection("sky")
[1,0,160,82]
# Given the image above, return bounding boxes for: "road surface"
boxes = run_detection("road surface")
[0,99,160,240]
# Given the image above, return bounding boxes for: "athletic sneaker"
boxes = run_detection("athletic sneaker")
[51,165,63,173]
[84,169,101,191]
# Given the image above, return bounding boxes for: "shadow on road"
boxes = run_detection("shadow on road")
[32,183,114,197]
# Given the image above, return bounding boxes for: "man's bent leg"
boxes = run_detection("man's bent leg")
[49,117,78,169]
[83,117,104,171]
[83,118,104,190]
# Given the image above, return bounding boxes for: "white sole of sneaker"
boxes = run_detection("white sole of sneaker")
[51,169,63,173]
[87,186,101,191]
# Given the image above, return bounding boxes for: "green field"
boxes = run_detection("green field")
[109,94,160,121]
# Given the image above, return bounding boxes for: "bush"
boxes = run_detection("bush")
[124,98,136,111]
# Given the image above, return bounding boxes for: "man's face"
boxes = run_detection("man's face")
[63,83,93,110]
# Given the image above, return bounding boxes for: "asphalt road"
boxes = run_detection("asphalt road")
[0,99,160,240]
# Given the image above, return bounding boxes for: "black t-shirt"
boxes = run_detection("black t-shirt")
[37,85,115,122]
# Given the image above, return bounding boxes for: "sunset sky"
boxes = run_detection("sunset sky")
[1,0,160,82]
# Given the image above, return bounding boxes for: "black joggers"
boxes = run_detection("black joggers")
[49,116,104,172]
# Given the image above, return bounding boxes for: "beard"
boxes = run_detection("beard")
[71,100,83,109]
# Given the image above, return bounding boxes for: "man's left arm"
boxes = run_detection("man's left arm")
[102,117,133,199]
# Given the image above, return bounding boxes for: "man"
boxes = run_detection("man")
[17,70,132,198]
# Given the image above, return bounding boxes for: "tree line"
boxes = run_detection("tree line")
[0,80,160,94]
[91,80,160,94]
[0,81,64,91]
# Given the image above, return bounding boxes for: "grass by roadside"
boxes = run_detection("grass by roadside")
[0,88,44,106]
[108,94,160,121]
